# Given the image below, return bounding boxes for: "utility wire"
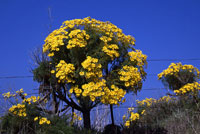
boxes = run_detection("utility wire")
[0,76,33,79]
[0,74,159,79]
[147,58,200,62]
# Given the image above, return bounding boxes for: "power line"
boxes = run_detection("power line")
[0,73,159,79]
[0,76,33,79]
[147,58,200,62]
[142,87,165,90]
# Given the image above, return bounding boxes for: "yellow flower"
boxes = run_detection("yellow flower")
[125,121,130,127]
[47,120,51,124]
[78,117,82,120]
[34,117,38,121]
[123,115,126,120]
[141,110,145,115]
[79,71,85,76]
[51,70,55,74]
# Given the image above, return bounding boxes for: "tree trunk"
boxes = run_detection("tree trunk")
[110,104,115,126]
[83,110,91,129]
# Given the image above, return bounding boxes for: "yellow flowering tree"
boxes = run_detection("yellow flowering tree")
[158,63,200,91]
[42,17,147,129]
[158,63,200,101]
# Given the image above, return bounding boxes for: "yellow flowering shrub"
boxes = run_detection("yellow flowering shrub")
[158,63,200,91]
[2,89,50,126]
[123,96,173,128]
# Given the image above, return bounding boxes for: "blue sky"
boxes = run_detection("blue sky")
[0,0,200,124]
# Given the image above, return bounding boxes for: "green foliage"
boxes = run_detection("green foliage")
[36,115,74,134]
[162,71,196,91]
[0,111,77,134]
[122,97,200,134]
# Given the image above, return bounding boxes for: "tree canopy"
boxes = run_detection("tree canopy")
[40,17,147,128]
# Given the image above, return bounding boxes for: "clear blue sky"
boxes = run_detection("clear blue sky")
[0,0,200,124]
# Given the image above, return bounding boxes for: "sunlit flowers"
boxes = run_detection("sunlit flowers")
[118,65,142,88]
[158,63,200,79]
[34,117,51,125]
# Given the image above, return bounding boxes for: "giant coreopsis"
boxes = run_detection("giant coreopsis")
[158,63,200,91]
[43,17,147,128]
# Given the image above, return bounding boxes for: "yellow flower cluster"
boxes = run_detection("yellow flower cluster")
[67,29,90,49]
[3,89,51,127]
[101,85,126,105]
[136,98,157,107]
[55,60,75,83]
[69,85,82,97]
[81,56,102,80]
[8,94,40,117]
[174,82,200,95]
[81,80,126,104]
[102,44,120,60]
[43,17,136,57]
[70,112,82,125]
[34,117,51,125]
[9,104,26,117]
[43,28,68,55]
[22,96,40,104]
[72,112,82,121]
[2,89,27,98]
[119,65,141,87]
[62,17,136,45]
[128,50,147,67]
[158,95,172,102]
[158,63,200,79]
[136,95,172,107]
[123,107,140,128]
[82,79,106,101]
[2,92,15,98]
[16,88,24,94]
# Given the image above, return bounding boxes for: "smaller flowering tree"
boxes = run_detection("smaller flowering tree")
[158,63,200,101]
[158,63,200,90]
